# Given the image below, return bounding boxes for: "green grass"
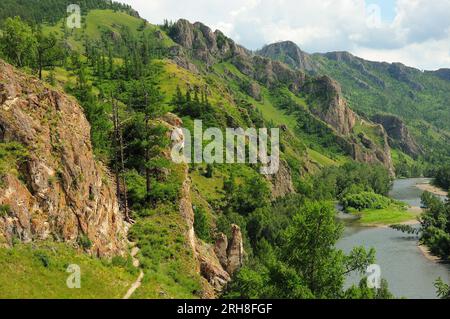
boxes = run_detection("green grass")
[128,163,204,299]
[43,10,175,54]
[351,206,417,226]
[0,242,136,299]
[307,148,337,167]
[0,142,28,178]
[352,120,386,147]
[190,166,225,202]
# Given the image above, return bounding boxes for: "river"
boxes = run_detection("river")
[337,178,450,299]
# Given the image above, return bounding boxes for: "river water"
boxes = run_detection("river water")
[337,178,450,299]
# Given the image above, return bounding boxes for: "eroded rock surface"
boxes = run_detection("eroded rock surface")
[0,60,127,257]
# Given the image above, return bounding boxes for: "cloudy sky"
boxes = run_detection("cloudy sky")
[120,0,450,70]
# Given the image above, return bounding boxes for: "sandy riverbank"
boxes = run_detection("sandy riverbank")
[416,182,448,197]
[418,245,442,263]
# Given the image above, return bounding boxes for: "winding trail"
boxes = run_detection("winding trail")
[123,246,144,299]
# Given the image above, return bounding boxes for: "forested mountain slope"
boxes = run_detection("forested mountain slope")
[259,41,450,174]
[0,1,420,299]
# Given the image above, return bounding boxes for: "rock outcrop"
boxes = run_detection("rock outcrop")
[169,19,249,68]
[0,60,127,257]
[266,159,295,198]
[304,76,357,135]
[257,41,317,73]
[225,224,244,274]
[168,19,395,175]
[165,114,244,296]
[351,123,395,176]
[372,114,422,158]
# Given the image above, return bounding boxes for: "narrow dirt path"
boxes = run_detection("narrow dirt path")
[123,246,144,299]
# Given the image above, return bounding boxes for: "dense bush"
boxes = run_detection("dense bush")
[342,192,393,212]
[193,206,212,242]
[433,165,450,191]
[419,192,450,259]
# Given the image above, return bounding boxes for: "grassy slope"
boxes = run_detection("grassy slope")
[128,163,204,299]
[0,242,136,299]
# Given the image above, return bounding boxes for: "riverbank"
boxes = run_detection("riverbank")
[418,245,442,263]
[416,182,448,197]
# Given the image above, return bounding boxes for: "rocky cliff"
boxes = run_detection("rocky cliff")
[257,41,317,73]
[303,76,357,135]
[167,19,395,175]
[164,114,244,296]
[0,60,127,257]
[372,114,422,159]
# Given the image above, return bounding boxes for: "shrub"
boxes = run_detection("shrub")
[34,251,50,268]
[193,206,211,242]
[78,235,92,250]
[0,204,11,217]
[342,192,392,212]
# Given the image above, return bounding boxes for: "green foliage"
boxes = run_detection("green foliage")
[224,199,378,299]
[433,165,450,191]
[227,175,271,216]
[0,204,11,217]
[344,278,394,299]
[435,278,450,299]
[193,206,211,242]
[0,142,29,179]
[77,235,92,250]
[128,212,203,298]
[305,162,392,200]
[0,0,136,25]
[0,17,36,67]
[419,192,450,259]
[342,191,393,211]
[0,242,135,298]
[205,163,214,178]
[34,251,50,268]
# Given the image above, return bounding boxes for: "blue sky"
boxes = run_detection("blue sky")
[121,0,450,70]
[367,0,396,22]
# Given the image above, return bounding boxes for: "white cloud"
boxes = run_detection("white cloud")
[120,0,450,70]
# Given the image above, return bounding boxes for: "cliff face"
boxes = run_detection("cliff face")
[302,76,395,175]
[372,114,422,159]
[165,115,244,296]
[168,19,395,175]
[257,41,317,73]
[304,76,357,136]
[0,60,127,257]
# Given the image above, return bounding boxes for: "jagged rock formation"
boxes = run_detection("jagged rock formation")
[257,41,317,73]
[323,51,386,88]
[302,76,395,175]
[304,76,357,135]
[267,159,295,198]
[165,114,244,296]
[169,19,249,68]
[351,122,395,177]
[372,114,422,158]
[167,19,395,176]
[0,60,127,257]
[387,63,424,91]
